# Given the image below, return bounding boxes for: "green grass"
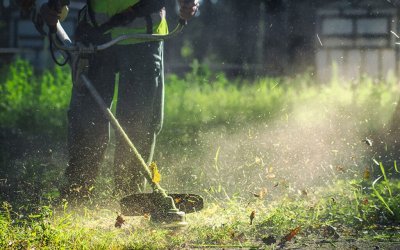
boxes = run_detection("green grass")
[1,60,398,142]
[1,176,399,249]
[1,60,400,248]
[0,59,71,138]
[161,71,399,146]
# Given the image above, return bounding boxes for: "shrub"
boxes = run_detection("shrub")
[0,59,71,138]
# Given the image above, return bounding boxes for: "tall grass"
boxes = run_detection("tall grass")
[2,59,400,198]
[0,59,398,140]
[1,60,400,249]
[0,59,71,137]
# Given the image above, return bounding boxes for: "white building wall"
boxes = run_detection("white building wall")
[316,2,398,82]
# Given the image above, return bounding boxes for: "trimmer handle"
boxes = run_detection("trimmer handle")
[47,0,70,33]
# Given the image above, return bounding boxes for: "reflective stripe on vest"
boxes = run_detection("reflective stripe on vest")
[110,8,168,44]
[91,10,163,31]
[86,0,168,36]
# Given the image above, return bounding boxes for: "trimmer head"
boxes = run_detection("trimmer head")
[120,193,204,217]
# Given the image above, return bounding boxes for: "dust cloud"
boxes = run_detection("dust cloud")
[161,98,385,201]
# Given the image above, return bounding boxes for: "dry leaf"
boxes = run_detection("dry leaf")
[250,211,255,225]
[266,173,276,179]
[174,197,182,204]
[115,214,125,228]
[266,167,276,179]
[363,168,370,180]
[281,226,301,244]
[149,162,161,184]
[252,188,267,199]
[336,165,345,173]
[300,189,308,196]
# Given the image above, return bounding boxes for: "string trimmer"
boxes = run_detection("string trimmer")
[49,12,203,226]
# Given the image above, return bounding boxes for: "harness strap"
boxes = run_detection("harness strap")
[87,0,98,27]
[145,15,153,34]
[86,1,156,34]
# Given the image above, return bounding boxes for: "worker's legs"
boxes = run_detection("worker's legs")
[64,47,116,199]
[114,42,164,196]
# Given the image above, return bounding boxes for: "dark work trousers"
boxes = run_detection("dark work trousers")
[65,41,164,198]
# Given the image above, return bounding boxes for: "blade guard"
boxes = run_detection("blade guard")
[120,193,204,216]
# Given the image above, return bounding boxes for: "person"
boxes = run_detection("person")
[37,0,199,201]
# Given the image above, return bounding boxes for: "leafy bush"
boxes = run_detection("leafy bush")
[1,59,398,141]
[0,59,71,138]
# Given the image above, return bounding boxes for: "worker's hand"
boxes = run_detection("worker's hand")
[178,0,199,20]
[39,3,60,27]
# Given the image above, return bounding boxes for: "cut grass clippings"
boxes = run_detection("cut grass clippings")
[1,178,399,249]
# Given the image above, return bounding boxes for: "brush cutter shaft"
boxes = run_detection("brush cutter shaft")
[80,75,172,200]
[56,22,73,46]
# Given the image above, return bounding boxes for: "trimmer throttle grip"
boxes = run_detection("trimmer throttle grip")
[47,0,69,33]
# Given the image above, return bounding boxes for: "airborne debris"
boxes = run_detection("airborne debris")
[279,226,301,246]
[317,33,323,46]
[364,138,373,147]
[115,214,125,228]
[336,165,345,173]
[149,162,161,184]
[266,173,276,179]
[265,166,276,179]
[363,168,370,180]
[252,188,267,199]
[249,211,255,225]
[174,197,182,204]
[391,30,400,38]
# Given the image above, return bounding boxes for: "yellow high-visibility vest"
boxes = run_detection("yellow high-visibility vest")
[89,0,168,44]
